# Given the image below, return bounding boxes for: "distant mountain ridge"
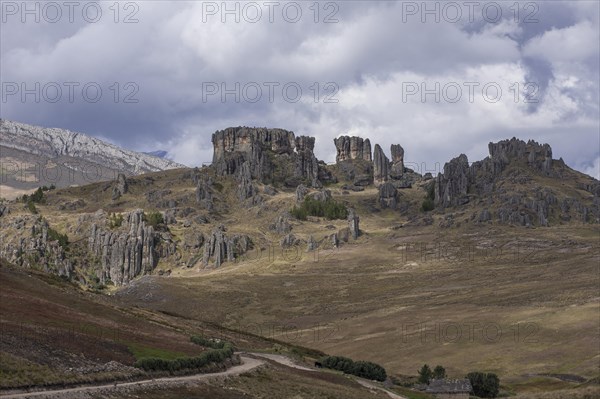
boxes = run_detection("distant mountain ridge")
[1,119,185,172]
[0,119,186,194]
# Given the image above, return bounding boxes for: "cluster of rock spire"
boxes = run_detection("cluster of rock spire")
[211,127,409,189]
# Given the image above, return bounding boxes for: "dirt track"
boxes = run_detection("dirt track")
[1,352,407,399]
[0,356,264,399]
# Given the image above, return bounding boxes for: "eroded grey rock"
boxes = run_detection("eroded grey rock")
[379,182,399,209]
[373,144,390,187]
[334,136,372,162]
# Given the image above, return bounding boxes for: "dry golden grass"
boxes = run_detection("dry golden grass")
[3,163,598,395]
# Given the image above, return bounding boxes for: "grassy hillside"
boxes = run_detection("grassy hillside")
[1,158,598,396]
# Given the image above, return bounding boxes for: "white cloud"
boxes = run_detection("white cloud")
[1,1,597,179]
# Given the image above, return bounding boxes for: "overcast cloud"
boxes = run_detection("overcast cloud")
[1,0,598,178]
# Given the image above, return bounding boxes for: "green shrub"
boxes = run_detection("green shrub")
[134,341,235,373]
[144,211,164,228]
[27,201,38,214]
[467,372,500,398]
[290,205,308,220]
[47,227,69,250]
[291,197,348,221]
[190,335,226,349]
[108,213,124,229]
[421,198,434,212]
[426,181,435,201]
[421,181,435,212]
[320,355,387,382]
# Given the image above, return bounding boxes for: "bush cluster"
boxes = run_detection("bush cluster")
[418,364,446,383]
[320,355,387,381]
[190,335,226,349]
[134,342,234,373]
[291,197,348,221]
[467,372,500,398]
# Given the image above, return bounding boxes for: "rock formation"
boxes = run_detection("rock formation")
[379,182,399,209]
[295,136,320,188]
[0,204,9,217]
[111,173,128,200]
[309,189,332,203]
[280,233,301,248]
[89,209,157,285]
[195,175,215,211]
[270,213,292,234]
[389,144,405,179]
[307,235,318,251]
[236,162,258,201]
[0,216,72,277]
[435,138,599,226]
[434,154,470,208]
[295,184,308,203]
[211,127,322,187]
[348,208,360,239]
[334,136,372,162]
[373,144,390,186]
[202,225,251,267]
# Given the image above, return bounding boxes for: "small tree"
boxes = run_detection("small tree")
[30,187,45,203]
[418,364,433,384]
[27,201,38,214]
[433,365,446,379]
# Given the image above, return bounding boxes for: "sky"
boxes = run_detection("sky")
[1,0,599,178]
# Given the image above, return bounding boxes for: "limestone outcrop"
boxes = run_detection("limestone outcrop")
[379,182,400,209]
[389,144,405,179]
[111,173,128,200]
[434,154,470,208]
[211,127,322,187]
[347,208,360,239]
[373,144,390,186]
[0,216,72,277]
[89,209,158,286]
[202,225,251,267]
[334,136,372,162]
[435,138,599,226]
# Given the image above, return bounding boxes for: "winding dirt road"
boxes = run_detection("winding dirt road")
[0,356,264,399]
[246,352,407,399]
[1,352,407,399]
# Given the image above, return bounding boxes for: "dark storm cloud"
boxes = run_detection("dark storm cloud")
[1,1,598,177]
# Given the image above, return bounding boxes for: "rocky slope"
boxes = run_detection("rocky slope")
[0,119,185,193]
[0,128,598,289]
[434,138,600,227]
